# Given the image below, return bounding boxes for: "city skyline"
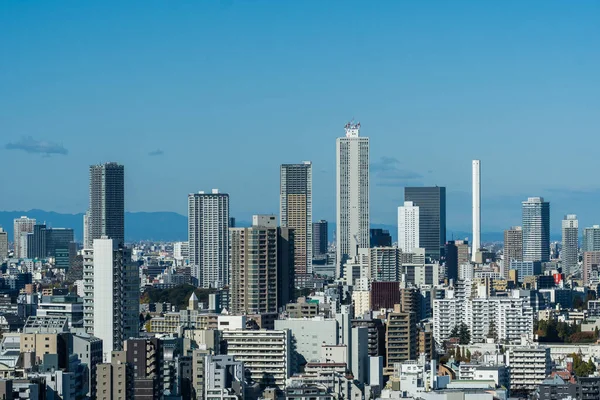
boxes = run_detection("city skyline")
[1,2,599,234]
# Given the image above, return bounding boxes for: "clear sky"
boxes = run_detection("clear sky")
[1,1,599,233]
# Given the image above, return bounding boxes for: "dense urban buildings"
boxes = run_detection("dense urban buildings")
[86,162,125,247]
[404,186,446,260]
[336,121,370,277]
[280,162,313,276]
[522,197,550,263]
[188,189,230,288]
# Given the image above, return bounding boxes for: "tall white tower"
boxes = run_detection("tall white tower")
[472,160,481,262]
[398,201,419,253]
[336,121,370,278]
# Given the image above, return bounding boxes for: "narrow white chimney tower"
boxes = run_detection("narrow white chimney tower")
[472,160,481,262]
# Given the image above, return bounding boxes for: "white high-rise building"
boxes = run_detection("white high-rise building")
[336,122,369,277]
[522,197,550,262]
[472,160,481,261]
[83,211,91,249]
[92,237,139,360]
[188,189,230,288]
[562,214,579,275]
[13,216,36,259]
[173,241,189,266]
[398,201,419,253]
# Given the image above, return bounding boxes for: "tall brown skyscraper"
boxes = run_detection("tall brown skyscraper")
[280,162,312,277]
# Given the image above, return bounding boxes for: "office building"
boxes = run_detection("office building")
[583,225,600,252]
[280,162,312,275]
[336,121,370,277]
[371,281,400,310]
[404,187,446,260]
[277,228,295,309]
[398,201,419,253]
[561,214,578,275]
[13,216,36,259]
[221,329,291,390]
[510,261,542,278]
[0,228,7,260]
[188,190,230,288]
[28,224,46,259]
[313,220,328,257]
[230,216,278,315]
[92,238,140,358]
[370,229,392,248]
[504,227,523,276]
[522,197,550,262]
[87,162,125,247]
[472,160,481,261]
[444,241,460,282]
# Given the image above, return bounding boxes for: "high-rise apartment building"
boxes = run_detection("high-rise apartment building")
[87,162,125,247]
[369,247,402,282]
[562,214,578,275]
[398,201,419,253]
[504,227,523,276]
[336,122,370,277]
[583,252,600,286]
[280,162,312,275]
[188,190,230,288]
[230,215,278,315]
[522,197,550,263]
[92,237,140,359]
[312,220,328,256]
[472,160,481,261]
[0,228,7,260]
[404,187,446,260]
[583,225,600,252]
[13,216,36,259]
[385,305,417,371]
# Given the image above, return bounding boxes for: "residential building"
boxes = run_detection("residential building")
[386,305,417,371]
[221,329,291,390]
[229,216,278,315]
[205,355,245,400]
[398,201,419,253]
[87,162,125,247]
[92,238,139,358]
[508,347,551,393]
[522,197,550,262]
[95,351,133,400]
[561,214,579,275]
[404,187,446,260]
[369,247,401,282]
[188,189,230,288]
[13,216,35,259]
[313,220,328,257]
[504,226,523,276]
[583,225,600,252]
[280,162,312,275]
[583,251,600,286]
[336,121,370,277]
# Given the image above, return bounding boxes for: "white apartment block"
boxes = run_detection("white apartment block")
[221,329,291,390]
[82,248,94,335]
[507,347,551,392]
[398,201,419,253]
[188,190,230,288]
[336,122,369,278]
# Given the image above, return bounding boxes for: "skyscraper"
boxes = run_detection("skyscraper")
[13,216,36,259]
[92,237,139,358]
[398,201,419,253]
[522,197,550,263]
[280,162,312,275]
[583,225,600,252]
[336,121,369,277]
[472,160,481,261]
[561,214,578,275]
[230,215,279,315]
[504,226,523,277]
[404,187,446,260]
[312,220,328,257]
[370,229,392,248]
[0,228,7,260]
[87,162,125,247]
[188,189,230,288]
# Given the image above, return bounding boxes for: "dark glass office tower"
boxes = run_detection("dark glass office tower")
[370,229,392,248]
[88,162,125,246]
[312,220,328,256]
[404,187,446,260]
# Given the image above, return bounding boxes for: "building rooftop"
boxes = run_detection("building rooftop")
[23,316,69,333]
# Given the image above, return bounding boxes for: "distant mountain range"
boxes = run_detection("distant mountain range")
[0,210,562,243]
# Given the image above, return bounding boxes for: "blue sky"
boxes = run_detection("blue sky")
[1,1,599,233]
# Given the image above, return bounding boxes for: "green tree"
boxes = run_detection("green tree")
[459,323,471,344]
[456,346,462,361]
[466,349,472,361]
